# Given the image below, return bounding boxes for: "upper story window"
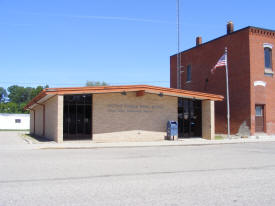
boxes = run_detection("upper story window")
[186,65,192,82]
[263,43,273,76]
[264,47,272,69]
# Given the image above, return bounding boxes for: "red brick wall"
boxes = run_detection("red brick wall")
[171,29,252,134]
[249,28,275,135]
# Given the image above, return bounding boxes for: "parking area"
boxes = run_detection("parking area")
[0,131,28,145]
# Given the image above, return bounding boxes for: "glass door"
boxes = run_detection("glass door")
[63,94,92,140]
[178,98,202,138]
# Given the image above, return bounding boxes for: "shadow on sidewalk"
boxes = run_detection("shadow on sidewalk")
[24,134,54,143]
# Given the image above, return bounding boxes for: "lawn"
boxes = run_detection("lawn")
[215,135,224,140]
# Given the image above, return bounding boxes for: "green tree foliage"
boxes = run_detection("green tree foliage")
[0,87,7,102]
[30,85,48,100]
[0,85,48,114]
[86,81,108,86]
[0,102,26,113]
[7,85,32,104]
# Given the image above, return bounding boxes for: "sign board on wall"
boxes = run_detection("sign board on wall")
[107,104,164,113]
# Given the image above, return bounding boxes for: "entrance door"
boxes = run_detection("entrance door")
[178,98,202,138]
[255,105,264,133]
[63,94,92,140]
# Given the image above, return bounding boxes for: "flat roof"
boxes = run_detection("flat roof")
[0,113,30,117]
[171,26,275,57]
[24,85,224,110]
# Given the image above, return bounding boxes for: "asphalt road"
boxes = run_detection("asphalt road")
[1,133,275,205]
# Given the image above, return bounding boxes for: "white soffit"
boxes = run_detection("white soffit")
[37,94,55,104]
[263,43,273,49]
[254,81,266,87]
[145,90,207,100]
[29,94,55,109]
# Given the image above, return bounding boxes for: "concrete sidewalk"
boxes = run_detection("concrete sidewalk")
[1,131,275,150]
[25,135,275,150]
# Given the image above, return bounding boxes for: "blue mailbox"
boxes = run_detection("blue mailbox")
[167,121,178,140]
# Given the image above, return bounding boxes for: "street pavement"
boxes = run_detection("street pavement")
[0,132,275,205]
[0,131,27,145]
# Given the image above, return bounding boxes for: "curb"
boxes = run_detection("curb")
[38,138,275,150]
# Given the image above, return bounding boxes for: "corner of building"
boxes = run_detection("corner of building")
[202,100,215,140]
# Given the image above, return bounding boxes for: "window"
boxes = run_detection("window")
[264,47,272,69]
[186,65,191,82]
[255,106,263,117]
[15,119,21,123]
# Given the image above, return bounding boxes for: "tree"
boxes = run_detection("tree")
[0,85,49,114]
[7,85,28,103]
[86,81,108,87]
[30,85,48,100]
[7,85,48,104]
[0,102,25,114]
[0,87,7,102]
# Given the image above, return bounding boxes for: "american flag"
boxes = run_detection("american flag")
[211,53,227,73]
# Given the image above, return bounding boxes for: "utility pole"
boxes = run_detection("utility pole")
[177,0,181,89]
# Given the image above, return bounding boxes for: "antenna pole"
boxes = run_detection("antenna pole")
[177,0,181,89]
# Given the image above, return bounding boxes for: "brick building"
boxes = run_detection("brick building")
[25,85,222,142]
[170,22,275,136]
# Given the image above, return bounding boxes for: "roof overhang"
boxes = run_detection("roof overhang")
[27,94,56,110]
[24,85,224,110]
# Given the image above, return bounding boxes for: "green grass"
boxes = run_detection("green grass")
[0,129,29,132]
[215,135,224,140]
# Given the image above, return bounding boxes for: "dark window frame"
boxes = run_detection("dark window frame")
[186,64,192,82]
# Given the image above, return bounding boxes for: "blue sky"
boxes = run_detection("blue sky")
[1,0,275,89]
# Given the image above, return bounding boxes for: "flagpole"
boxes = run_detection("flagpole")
[225,47,231,139]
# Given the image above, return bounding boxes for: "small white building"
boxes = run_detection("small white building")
[0,113,30,130]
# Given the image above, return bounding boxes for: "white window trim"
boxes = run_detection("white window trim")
[263,43,273,49]
[263,43,273,74]
[264,68,274,74]
[254,81,267,87]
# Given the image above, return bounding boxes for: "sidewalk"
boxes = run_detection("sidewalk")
[25,135,275,150]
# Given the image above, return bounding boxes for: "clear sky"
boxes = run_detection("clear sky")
[1,0,275,89]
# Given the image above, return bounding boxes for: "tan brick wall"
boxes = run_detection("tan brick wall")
[57,95,64,142]
[45,95,63,142]
[92,92,177,142]
[202,100,215,140]
[31,95,63,142]
[30,110,34,134]
[33,105,43,137]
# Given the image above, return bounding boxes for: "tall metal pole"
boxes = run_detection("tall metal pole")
[177,0,181,89]
[225,47,231,139]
